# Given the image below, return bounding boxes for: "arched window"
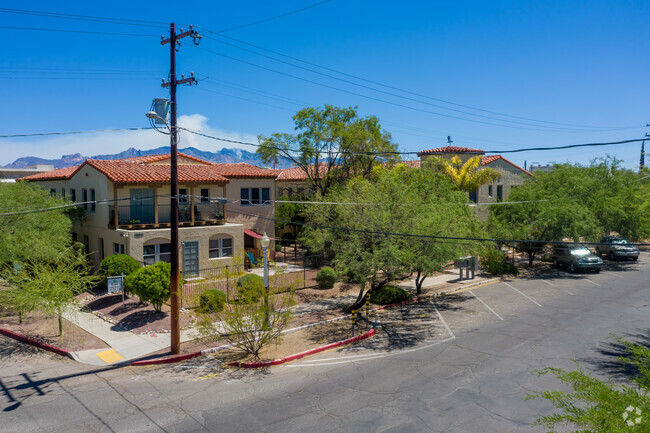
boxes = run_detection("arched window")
[209,235,233,259]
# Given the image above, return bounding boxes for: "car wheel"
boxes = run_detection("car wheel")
[609,252,615,261]
[633,257,638,261]
[570,263,576,273]
[553,258,559,268]
[594,269,601,273]
[595,248,601,256]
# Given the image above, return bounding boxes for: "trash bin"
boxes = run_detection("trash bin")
[454,256,476,280]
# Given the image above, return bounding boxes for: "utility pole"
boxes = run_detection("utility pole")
[160,23,201,354]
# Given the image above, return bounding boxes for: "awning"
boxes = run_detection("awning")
[244,228,278,240]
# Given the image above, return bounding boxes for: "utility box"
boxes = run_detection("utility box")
[454,256,476,280]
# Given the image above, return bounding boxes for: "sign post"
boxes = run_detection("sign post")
[107,274,125,306]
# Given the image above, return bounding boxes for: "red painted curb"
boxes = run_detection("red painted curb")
[130,351,202,366]
[228,328,377,369]
[0,328,71,358]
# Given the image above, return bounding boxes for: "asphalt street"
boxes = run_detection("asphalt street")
[1,253,648,433]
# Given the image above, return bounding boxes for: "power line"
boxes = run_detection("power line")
[178,126,647,156]
[0,25,159,37]
[198,35,633,133]
[0,7,171,28]
[214,0,333,33]
[197,32,641,131]
[0,127,154,138]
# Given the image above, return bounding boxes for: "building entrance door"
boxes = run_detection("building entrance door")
[183,240,199,277]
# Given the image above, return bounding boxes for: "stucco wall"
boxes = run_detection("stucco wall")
[224,178,275,237]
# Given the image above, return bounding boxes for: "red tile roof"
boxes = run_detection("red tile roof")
[121,152,212,165]
[83,159,230,183]
[481,155,533,176]
[276,164,332,181]
[210,163,278,178]
[417,146,485,156]
[20,166,78,181]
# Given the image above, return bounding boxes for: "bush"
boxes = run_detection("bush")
[479,249,519,275]
[198,289,226,313]
[98,254,141,293]
[540,252,553,263]
[316,267,337,289]
[125,262,172,311]
[236,273,265,303]
[369,285,409,305]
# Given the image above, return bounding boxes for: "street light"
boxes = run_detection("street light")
[261,233,270,328]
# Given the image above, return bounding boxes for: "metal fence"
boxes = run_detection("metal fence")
[179,254,328,308]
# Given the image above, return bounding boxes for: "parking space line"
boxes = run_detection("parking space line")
[301,353,389,363]
[503,282,542,307]
[469,290,504,320]
[541,279,574,295]
[432,302,455,339]
[583,279,601,286]
[608,273,625,279]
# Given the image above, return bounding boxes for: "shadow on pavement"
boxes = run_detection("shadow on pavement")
[113,310,166,331]
[580,330,650,383]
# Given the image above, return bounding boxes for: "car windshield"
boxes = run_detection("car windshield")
[611,239,628,244]
[570,247,591,256]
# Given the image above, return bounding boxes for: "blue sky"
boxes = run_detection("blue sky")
[1,1,649,170]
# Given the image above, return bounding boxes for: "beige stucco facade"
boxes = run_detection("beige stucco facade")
[224,177,275,240]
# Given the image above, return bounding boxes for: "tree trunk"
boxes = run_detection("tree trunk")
[415,271,423,295]
[58,312,63,337]
[528,252,536,267]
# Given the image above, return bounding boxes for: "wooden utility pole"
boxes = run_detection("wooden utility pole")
[160,23,200,354]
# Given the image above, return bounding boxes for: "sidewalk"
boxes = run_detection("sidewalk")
[62,268,498,366]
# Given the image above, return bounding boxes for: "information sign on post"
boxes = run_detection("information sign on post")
[107,275,125,306]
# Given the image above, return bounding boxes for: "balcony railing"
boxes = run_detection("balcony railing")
[109,202,225,228]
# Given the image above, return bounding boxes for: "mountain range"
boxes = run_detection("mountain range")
[3,147,292,169]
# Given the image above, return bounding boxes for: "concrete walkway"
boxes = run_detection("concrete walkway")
[63,267,497,366]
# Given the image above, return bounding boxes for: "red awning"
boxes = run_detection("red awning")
[244,228,278,240]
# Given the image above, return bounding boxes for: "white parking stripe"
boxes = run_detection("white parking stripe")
[541,279,574,295]
[302,353,389,363]
[584,279,601,286]
[609,273,625,279]
[433,302,455,339]
[503,282,543,307]
[469,290,504,320]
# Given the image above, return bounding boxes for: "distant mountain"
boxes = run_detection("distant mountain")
[4,147,292,169]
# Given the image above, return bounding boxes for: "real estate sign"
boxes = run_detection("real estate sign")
[107,276,123,294]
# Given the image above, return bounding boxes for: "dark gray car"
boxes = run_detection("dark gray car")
[552,243,603,273]
[595,236,639,261]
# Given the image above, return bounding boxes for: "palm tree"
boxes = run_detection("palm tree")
[442,156,501,193]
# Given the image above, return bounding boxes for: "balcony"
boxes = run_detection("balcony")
[109,202,225,229]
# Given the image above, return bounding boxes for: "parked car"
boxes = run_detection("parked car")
[552,243,603,273]
[595,236,639,261]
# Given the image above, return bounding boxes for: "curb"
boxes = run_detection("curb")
[0,328,72,358]
[228,328,377,369]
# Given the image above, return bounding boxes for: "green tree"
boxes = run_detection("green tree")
[428,155,501,193]
[274,195,306,240]
[257,105,398,196]
[301,164,482,310]
[3,249,100,335]
[0,182,74,267]
[527,337,650,432]
[196,281,295,360]
[126,262,174,311]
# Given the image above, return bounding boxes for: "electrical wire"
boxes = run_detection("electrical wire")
[196,32,641,131]
[0,25,159,37]
[0,127,154,138]
[178,126,648,156]
[0,7,171,29]
[198,35,633,133]
[213,0,333,33]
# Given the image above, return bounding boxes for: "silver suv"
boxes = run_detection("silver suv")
[595,236,639,261]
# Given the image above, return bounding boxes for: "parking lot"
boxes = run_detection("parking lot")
[286,253,646,368]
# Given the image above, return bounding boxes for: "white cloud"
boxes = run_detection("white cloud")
[0,114,258,166]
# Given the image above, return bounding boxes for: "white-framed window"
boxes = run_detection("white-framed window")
[82,189,88,210]
[178,188,188,204]
[143,243,171,265]
[114,243,125,255]
[200,188,210,203]
[90,189,96,212]
[240,187,270,205]
[70,188,76,202]
[209,236,233,259]
[488,185,493,198]
[61,188,66,198]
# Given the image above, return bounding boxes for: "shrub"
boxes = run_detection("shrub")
[198,289,226,313]
[236,273,265,303]
[369,285,409,305]
[98,254,141,293]
[540,252,553,263]
[316,267,337,289]
[479,249,519,275]
[125,262,172,311]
